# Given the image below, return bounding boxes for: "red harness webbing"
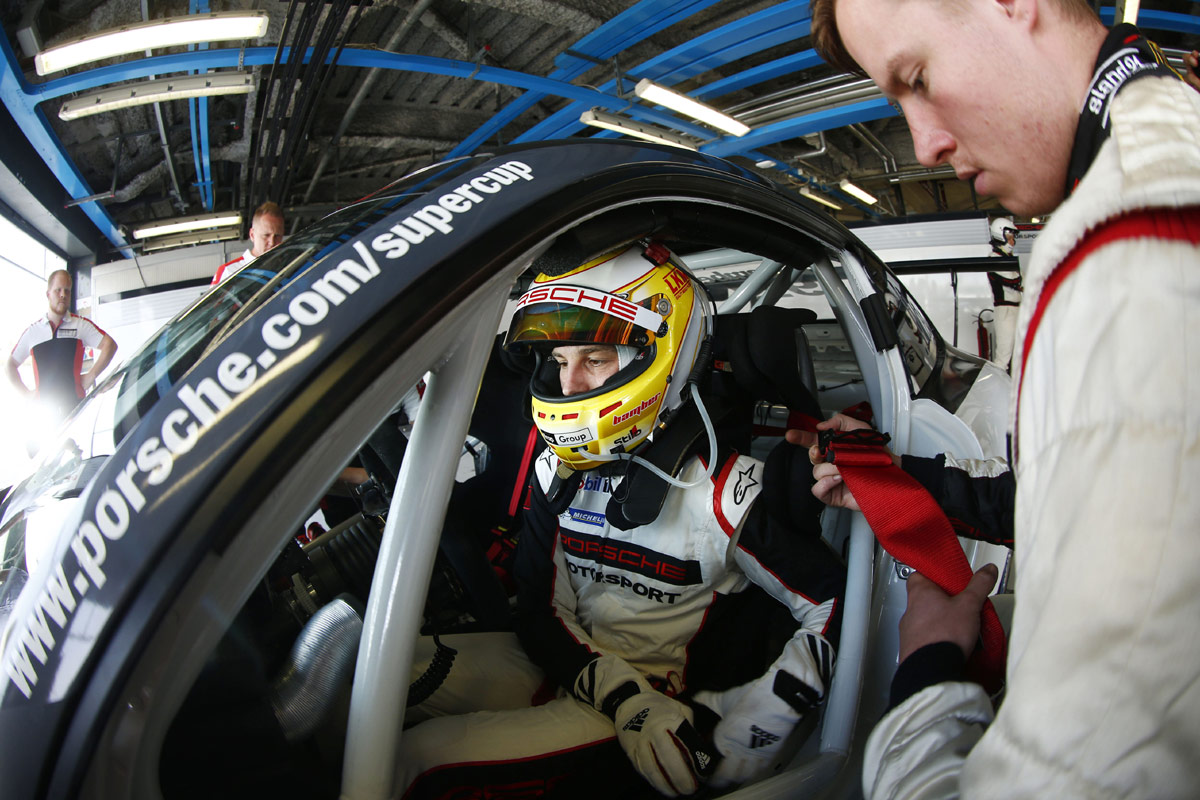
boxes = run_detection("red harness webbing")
[825,434,1007,693]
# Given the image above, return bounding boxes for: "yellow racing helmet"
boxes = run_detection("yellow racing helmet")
[505,241,712,471]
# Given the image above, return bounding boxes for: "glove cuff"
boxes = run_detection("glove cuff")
[573,654,652,715]
[773,670,822,716]
[601,680,642,720]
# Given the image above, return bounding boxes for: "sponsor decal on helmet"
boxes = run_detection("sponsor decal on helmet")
[662,267,691,299]
[548,427,591,447]
[613,393,662,426]
[611,424,643,448]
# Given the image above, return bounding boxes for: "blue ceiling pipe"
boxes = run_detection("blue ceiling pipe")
[701,96,897,157]
[691,50,826,101]
[0,36,131,254]
[516,1,811,143]
[189,0,214,211]
[448,0,727,159]
[1098,7,1200,34]
[11,1,1191,255]
[29,47,723,137]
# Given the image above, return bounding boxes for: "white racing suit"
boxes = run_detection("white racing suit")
[863,51,1200,799]
[985,266,1022,371]
[398,447,843,797]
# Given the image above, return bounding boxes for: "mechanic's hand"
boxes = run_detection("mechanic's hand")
[784,412,872,463]
[898,564,999,663]
[810,462,860,512]
[787,414,901,512]
[613,690,711,796]
[1184,50,1200,93]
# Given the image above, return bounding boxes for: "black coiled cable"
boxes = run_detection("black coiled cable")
[407,634,458,707]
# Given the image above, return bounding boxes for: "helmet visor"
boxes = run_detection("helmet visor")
[506,285,664,349]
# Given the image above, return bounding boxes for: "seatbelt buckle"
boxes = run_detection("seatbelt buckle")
[818,428,891,463]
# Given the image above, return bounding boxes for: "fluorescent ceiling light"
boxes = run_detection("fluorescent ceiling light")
[579,108,698,150]
[839,179,878,205]
[59,72,253,121]
[800,187,842,211]
[633,79,750,137]
[35,11,269,75]
[1120,0,1140,24]
[141,227,242,253]
[133,211,243,239]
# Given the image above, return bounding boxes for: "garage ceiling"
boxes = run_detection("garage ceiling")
[2,0,1198,263]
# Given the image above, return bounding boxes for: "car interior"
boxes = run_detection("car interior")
[141,201,982,799]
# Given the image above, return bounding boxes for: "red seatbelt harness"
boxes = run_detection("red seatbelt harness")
[820,428,1007,694]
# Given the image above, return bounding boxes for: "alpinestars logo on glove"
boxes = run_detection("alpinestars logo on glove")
[749,725,781,749]
[624,708,651,732]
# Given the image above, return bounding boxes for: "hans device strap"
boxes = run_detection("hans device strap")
[1065,24,1178,196]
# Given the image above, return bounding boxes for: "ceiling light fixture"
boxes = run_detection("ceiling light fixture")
[800,186,842,211]
[1120,0,1140,25]
[839,179,878,205]
[579,108,698,150]
[59,72,254,121]
[141,227,243,252]
[133,211,243,240]
[35,11,269,76]
[633,79,750,137]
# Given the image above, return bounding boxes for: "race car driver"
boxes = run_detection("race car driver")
[396,242,844,797]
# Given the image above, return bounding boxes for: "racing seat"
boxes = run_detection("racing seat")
[607,303,824,530]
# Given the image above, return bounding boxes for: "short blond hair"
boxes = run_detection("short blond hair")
[810,0,1100,75]
[46,269,71,291]
[253,201,284,224]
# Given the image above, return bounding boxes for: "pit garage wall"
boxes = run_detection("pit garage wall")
[849,215,1037,360]
[85,240,244,365]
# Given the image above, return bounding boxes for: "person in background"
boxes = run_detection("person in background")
[986,216,1022,371]
[6,269,117,428]
[810,0,1200,795]
[210,201,286,286]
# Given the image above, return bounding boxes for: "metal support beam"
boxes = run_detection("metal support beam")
[0,35,130,255]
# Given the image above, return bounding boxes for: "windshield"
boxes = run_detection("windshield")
[0,154,511,637]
